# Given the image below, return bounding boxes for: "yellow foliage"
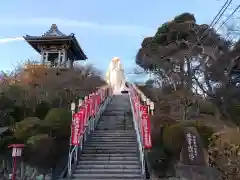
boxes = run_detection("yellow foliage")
[208,128,240,179]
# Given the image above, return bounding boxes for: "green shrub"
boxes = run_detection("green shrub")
[162,121,214,155]
[13,117,42,141]
[151,115,176,147]
[147,147,169,176]
[0,136,17,152]
[156,23,169,34]
[13,117,41,142]
[24,134,57,169]
[0,115,15,127]
[35,101,51,120]
[27,134,49,145]
[174,13,196,23]
[227,102,240,124]
[12,105,25,122]
[198,100,215,115]
[162,123,185,155]
[44,108,72,137]
[208,130,240,179]
[195,123,215,148]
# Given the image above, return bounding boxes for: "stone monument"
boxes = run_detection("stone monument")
[175,127,219,180]
[180,127,206,166]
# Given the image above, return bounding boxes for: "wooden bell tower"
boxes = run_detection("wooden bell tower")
[24,24,87,68]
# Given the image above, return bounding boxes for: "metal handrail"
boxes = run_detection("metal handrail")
[59,96,111,180]
[128,87,145,176]
[129,83,154,179]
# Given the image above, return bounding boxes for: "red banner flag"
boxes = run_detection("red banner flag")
[78,109,85,135]
[71,113,81,145]
[92,93,97,115]
[100,89,104,102]
[89,94,95,116]
[141,113,152,148]
[86,98,91,122]
[140,104,148,114]
[95,91,100,112]
[81,99,88,127]
[133,99,137,113]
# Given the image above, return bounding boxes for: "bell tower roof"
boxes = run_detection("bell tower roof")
[23,24,87,60]
[42,24,66,37]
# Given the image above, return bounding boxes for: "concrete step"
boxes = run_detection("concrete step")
[72,178,142,180]
[91,130,136,137]
[103,110,130,112]
[96,127,134,130]
[82,148,138,153]
[89,135,136,138]
[75,168,141,174]
[91,129,136,136]
[102,112,126,116]
[72,173,142,179]
[98,121,132,123]
[96,125,133,128]
[97,122,133,125]
[83,146,138,151]
[72,95,142,180]
[88,139,136,143]
[77,163,141,169]
[89,138,136,141]
[78,160,139,165]
[79,156,139,161]
[98,122,133,124]
[88,139,137,143]
[84,143,138,147]
[97,124,133,127]
[97,124,133,126]
[104,108,130,111]
[91,133,135,137]
[93,129,134,132]
[84,142,138,146]
[80,152,138,157]
[97,125,133,127]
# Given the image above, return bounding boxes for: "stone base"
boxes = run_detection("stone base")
[112,86,126,94]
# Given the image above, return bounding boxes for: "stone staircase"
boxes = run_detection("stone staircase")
[71,94,143,180]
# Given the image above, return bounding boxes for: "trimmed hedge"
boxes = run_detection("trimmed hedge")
[44,108,72,137]
[198,100,215,115]
[162,121,215,155]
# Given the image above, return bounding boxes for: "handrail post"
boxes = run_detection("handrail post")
[67,102,76,177]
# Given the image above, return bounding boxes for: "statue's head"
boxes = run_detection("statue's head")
[109,57,121,70]
[112,57,120,64]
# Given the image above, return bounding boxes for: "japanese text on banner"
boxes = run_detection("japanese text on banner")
[71,113,81,145]
[141,113,152,148]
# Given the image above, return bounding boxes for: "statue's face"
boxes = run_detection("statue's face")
[110,57,120,69]
[112,57,120,64]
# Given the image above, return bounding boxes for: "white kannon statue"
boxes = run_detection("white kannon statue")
[106,57,126,94]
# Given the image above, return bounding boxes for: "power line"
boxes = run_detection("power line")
[216,5,240,31]
[189,0,233,52]
[210,0,233,27]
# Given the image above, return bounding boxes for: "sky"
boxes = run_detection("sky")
[0,0,237,81]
